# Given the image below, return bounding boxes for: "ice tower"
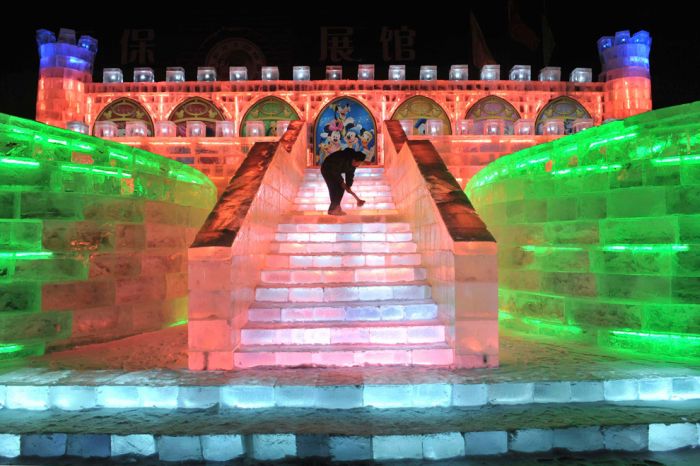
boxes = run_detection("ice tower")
[598,30,652,119]
[35,28,97,128]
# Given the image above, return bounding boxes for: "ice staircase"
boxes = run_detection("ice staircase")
[234,167,453,368]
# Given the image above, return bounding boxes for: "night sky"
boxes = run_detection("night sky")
[1,1,698,120]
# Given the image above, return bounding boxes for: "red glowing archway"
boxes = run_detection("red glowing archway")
[168,97,226,137]
[535,96,592,134]
[465,96,521,135]
[93,97,154,137]
[391,95,452,135]
[240,96,301,136]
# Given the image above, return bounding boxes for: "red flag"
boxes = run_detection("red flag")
[470,11,496,69]
[508,0,540,51]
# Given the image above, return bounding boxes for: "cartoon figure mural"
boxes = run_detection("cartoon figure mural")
[358,128,375,161]
[414,118,427,135]
[343,123,362,151]
[315,97,377,165]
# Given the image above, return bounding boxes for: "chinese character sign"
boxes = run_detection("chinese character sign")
[121,29,155,65]
[314,97,376,165]
[380,26,416,61]
[320,27,355,62]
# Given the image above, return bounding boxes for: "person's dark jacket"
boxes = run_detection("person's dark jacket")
[320,148,361,188]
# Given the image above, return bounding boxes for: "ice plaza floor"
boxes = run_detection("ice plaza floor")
[1,327,699,463]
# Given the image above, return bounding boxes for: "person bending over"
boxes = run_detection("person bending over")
[320,148,365,216]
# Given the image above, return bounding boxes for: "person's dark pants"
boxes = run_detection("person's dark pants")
[321,169,345,211]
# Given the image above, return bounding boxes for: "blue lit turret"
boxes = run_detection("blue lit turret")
[597,30,652,119]
[35,28,99,129]
[36,28,98,78]
[597,30,651,80]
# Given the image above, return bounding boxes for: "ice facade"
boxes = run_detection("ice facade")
[466,102,700,361]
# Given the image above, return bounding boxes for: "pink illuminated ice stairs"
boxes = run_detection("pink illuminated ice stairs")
[235,167,453,368]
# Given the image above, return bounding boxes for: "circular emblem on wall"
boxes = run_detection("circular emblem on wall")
[206,37,266,80]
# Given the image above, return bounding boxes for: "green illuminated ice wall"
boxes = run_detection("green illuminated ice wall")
[0,113,216,361]
[466,102,700,361]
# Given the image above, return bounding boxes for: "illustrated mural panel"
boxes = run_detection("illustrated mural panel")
[314,97,377,165]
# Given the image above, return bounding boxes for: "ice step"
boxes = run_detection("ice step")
[272,240,418,254]
[301,177,389,186]
[299,181,390,188]
[240,320,447,345]
[302,172,387,178]
[2,403,699,461]
[234,342,454,368]
[282,213,405,224]
[294,197,393,204]
[295,192,391,200]
[277,222,410,233]
[305,168,385,174]
[298,180,390,187]
[264,253,422,269]
[303,172,385,179]
[260,266,427,284]
[294,195,394,204]
[274,231,412,243]
[293,202,397,211]
[297,186,391,197]
[254,281,432,302]
[296,193,392,201]
[288,209,401,217]
[302,178,387,184]
[248,299,438,322]
[297,184,390,189]
[305,167,385,172]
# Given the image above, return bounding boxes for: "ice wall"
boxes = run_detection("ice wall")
[0,113,217,361]
[466,102,700,361]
